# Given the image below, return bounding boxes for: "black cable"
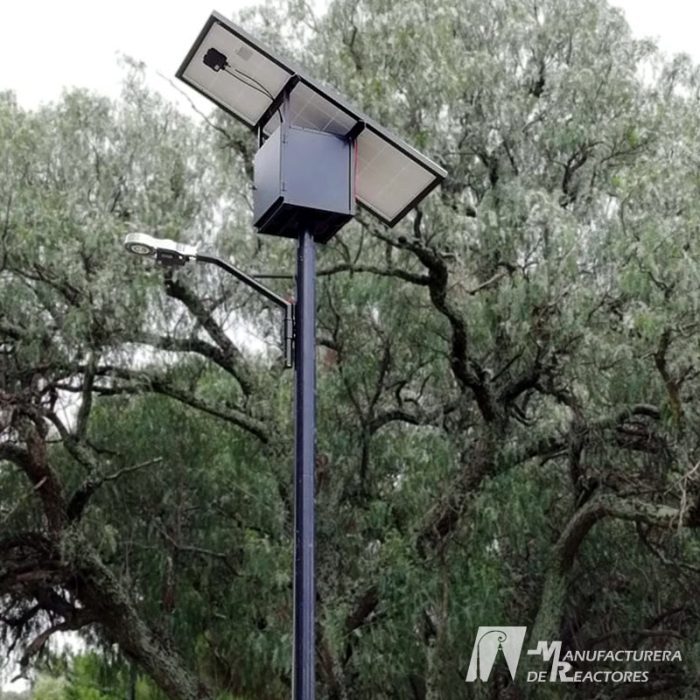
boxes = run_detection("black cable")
[203,48,284,126]
[223,66,271,98]
[223,66,284,124]
[232,68,272,98]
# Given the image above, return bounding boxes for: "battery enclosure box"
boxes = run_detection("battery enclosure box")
[253,124,355,243]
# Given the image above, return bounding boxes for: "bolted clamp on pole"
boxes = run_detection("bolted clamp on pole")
[284,303,296,369]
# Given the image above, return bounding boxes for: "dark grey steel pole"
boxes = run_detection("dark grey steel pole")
[293,228,316,699]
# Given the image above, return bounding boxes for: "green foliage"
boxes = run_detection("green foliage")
[27,653,167,700]
[31,676,68,700]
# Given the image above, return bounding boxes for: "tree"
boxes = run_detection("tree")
[2,1,700,698]
[0,73,240,699]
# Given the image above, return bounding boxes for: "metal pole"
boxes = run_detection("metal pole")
[293,228,316,699]
[128,663,137,700]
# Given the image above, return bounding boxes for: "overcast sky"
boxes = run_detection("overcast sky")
[0,1,699,113]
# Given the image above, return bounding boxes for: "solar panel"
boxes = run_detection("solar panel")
[177,12,446,227]
[259,84,358,139]
[177,18,293,128]
[285,83,357,136]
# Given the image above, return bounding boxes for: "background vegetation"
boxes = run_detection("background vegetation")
[1,0,699,698]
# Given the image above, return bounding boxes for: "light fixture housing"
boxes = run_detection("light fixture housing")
[176,12,446,232]
[124,232,156,257]
[124,233,199,266]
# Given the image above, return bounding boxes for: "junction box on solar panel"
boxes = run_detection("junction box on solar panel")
[253,122,355,244]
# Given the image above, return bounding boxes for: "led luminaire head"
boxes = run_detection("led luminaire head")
[124,233,199,266]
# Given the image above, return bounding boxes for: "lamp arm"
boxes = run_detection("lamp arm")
[195,253,289,309]
[195,253,295,368]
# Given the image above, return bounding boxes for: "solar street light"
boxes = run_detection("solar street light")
[176,13,446,699]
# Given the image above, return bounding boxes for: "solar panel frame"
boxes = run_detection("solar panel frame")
[176,11,446,227]
[176,13,295,129]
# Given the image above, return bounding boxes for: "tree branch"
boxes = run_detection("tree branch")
[68,457,163,521]
[400,236,497,422]
[163,272,254,396]
[136,333,253,382]
[64,366,269,442]
[19,613,96,669]
[530,493,699,645]
[75,353,97,439]
[317,262,429,285]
